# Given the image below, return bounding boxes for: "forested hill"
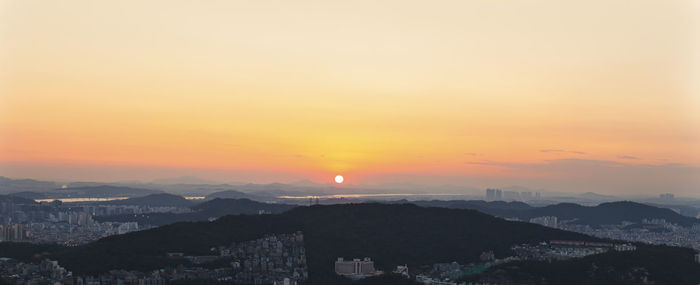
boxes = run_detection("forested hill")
[53,203,598,284]
[97,193,192,207]
[468,245,700,285]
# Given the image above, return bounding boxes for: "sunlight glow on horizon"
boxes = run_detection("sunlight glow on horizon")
[0,0,699,194]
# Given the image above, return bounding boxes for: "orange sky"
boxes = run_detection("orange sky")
[1,0,699,194]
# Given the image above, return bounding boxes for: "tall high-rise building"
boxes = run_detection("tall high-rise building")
[0,224,26,241]
[486,189,495,201]
[660,193,674,201]
[485,188,503,201]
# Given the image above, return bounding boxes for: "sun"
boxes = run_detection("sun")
[334,175,344,184]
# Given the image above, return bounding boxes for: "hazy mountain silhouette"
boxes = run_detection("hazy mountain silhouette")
[204,189,267,201]
[97,193,193,207]
[411,200,700,226]
[150,176,224,185]
[0,194,37,204]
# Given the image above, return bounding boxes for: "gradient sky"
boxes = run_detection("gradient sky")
[1,0,699,195]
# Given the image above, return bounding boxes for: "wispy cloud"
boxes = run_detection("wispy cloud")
[540,149,565,153]
[618,155,638,160]
[464,160,517,170]
[465,161,498,165]
[539,149,587,155]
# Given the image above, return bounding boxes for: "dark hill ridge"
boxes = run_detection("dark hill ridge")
[0,176,57,194]
[191,198,294,213]
[411,200,700,226]
[97,193,192,207]
[7,192,50,200]
[529,201,698,226]
[0,194,38,204]
[468,245,700,285]
[204,189,266,201]
[408,200,533,217]
[95,198,296,226]
[54,203,599,284]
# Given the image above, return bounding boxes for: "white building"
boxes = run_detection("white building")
[335,257,377,278]
[393,265,409,278]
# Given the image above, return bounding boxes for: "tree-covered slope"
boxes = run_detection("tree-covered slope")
[467,245,700,285]
[53,203,599,284]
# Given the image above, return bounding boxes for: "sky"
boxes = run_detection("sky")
[1,0,699,195]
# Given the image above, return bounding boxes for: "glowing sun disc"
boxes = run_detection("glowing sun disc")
[334,175,344,184]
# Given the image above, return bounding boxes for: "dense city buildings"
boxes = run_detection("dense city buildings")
[0,232,307,284]
[512,240,635,261]
[0,224,26,241]
[0,258,72,285]
[218,232,307,284]
[527,217,700,251]
[0,198,189,245]
[484,189,540,202]
[1,187,700,284]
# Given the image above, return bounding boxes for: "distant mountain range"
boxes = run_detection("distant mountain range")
[410,200,700,227]
[0,176,57,194]
[4,182,697,229]
[96,195,700,228]
[6,185,162,200]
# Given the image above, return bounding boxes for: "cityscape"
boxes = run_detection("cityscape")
[1,182,700,284]
[2,0,699,284]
